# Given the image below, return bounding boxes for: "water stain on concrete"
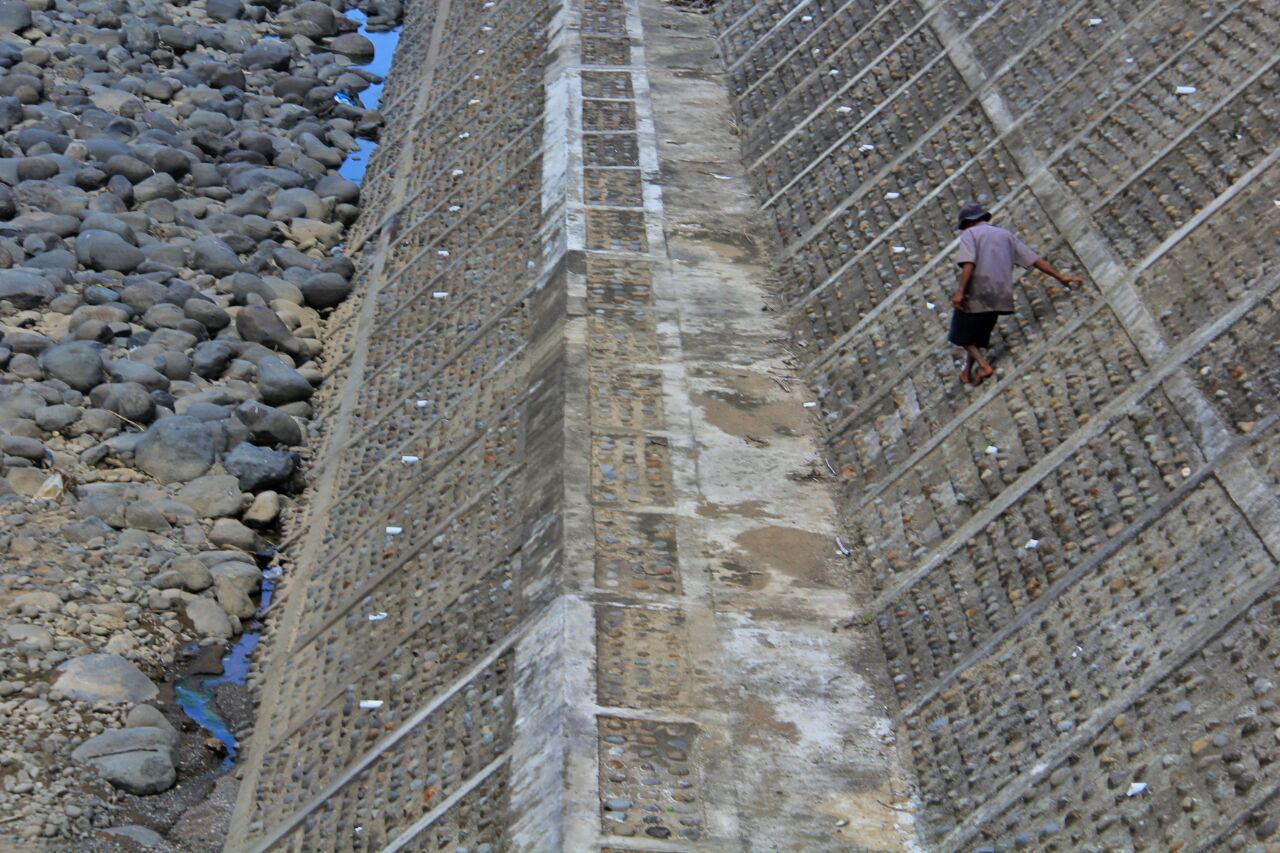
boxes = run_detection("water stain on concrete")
[734,525,844,589]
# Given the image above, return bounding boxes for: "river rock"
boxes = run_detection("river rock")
[257,355,312,405]
[38,341,104,391]
[234,399,301,447]
[75,230,144,273]
[0,269,56,309]
[175,474,244,517]
[55,654,158,704]
[89,382,156,424]
[0,0,33,32]
[222,441,296,491]
[71,728,175,795]
[134,416,215,483]
[186,596,233,639]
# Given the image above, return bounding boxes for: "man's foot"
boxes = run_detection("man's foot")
[959,368,971,384]
[972,364,994,386]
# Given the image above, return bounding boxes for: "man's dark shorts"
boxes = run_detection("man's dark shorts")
[948,309,999,348]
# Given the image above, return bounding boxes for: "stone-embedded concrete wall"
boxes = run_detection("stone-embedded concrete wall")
[226,0,567,846]
[713,0,1280,849]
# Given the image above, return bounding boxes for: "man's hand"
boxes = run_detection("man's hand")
[951,289,965,309]
[1059,275,1084,288]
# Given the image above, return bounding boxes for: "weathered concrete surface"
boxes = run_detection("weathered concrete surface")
[230,0,918,847]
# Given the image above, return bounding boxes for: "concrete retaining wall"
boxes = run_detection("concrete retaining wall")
[712,0,1280,849]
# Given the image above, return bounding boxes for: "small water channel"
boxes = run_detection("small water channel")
[172,7,402,767]
[338,8,402,184]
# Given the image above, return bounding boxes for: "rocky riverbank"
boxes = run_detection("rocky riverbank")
[0,0,399,844]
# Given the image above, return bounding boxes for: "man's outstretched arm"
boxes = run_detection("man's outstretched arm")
[1030,258,1084,287]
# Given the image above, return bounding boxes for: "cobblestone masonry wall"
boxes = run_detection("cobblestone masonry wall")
[713,0,1280,849]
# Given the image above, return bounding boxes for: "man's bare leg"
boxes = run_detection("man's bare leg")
[965,344,994,385]
[959,350,974,384]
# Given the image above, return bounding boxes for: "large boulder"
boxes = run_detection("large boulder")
[71,728,175,795]
[0,0,33,31]
[75,230,144,274]
[257,356,312,405]
[88,382,156,424]
[175,474,244,518]
[234,400,301,447]
[185,597,233,639]
[222,442,296,491]
[55,654,158,704]
[298,272,351,309]
[134,417,215,483]
[235,305,297,354]
[39,341,104,391]
[0,269,56,309]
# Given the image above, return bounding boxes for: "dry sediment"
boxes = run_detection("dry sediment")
[0,0,400,844]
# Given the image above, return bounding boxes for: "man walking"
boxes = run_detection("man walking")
[949,202,1084,385]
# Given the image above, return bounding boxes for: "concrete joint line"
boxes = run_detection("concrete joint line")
[746,3,944,170]
[829,297,1107,480]
[723,0,811,73]
[768,0,1136,228]
[249,617,534,853]
[940,570,1280,852]
[384,193,542,293]
[341,297,533,450]
[1084,55,1280,216]
[862,273,1280,620]
[288,464,524,655]
[894,410,1280,724]
[733,0,881,99]
[314,340,527,495]
[716,0,805,47]
[381,755,512,853]
[790,0,1246,334]
[1196,779,1280,853]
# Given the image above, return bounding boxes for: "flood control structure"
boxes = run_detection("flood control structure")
[230,0,1280,849]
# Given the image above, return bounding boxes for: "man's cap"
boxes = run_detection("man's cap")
[956,202,992,230]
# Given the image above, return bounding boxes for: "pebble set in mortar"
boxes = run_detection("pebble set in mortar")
[0,0,401,844]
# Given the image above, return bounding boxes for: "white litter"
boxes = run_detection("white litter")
[448,205,462,212]
[416,400,429,408]
[451,169,465,176]
[803,401,818,408]
[837,105,853,114]
[481,24,492,31]
[1175,85,1197,95]
[359,700,384,710]
[985,445,999,455]
[828,68,840,76]
[891,246,907,254]
[884,191,901,200]
[1273,199,1280,208]
[433,291,449,298]
[835,819,849,828]
[1085,17,1102,25]
[458,131,470,139]
[368,612,388,622]
[1024,538,1039,550]
[386,526,403,535]
[437,249,450,257]
[1127,782,1147,797]
[401,455,420,464]
[468,99,481,105]
[858,143,875,152]
[835,537,851,557]
[926,300,936,309]
[476,48,485,55]
[712,173,733,180]
[801,14,812,21]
